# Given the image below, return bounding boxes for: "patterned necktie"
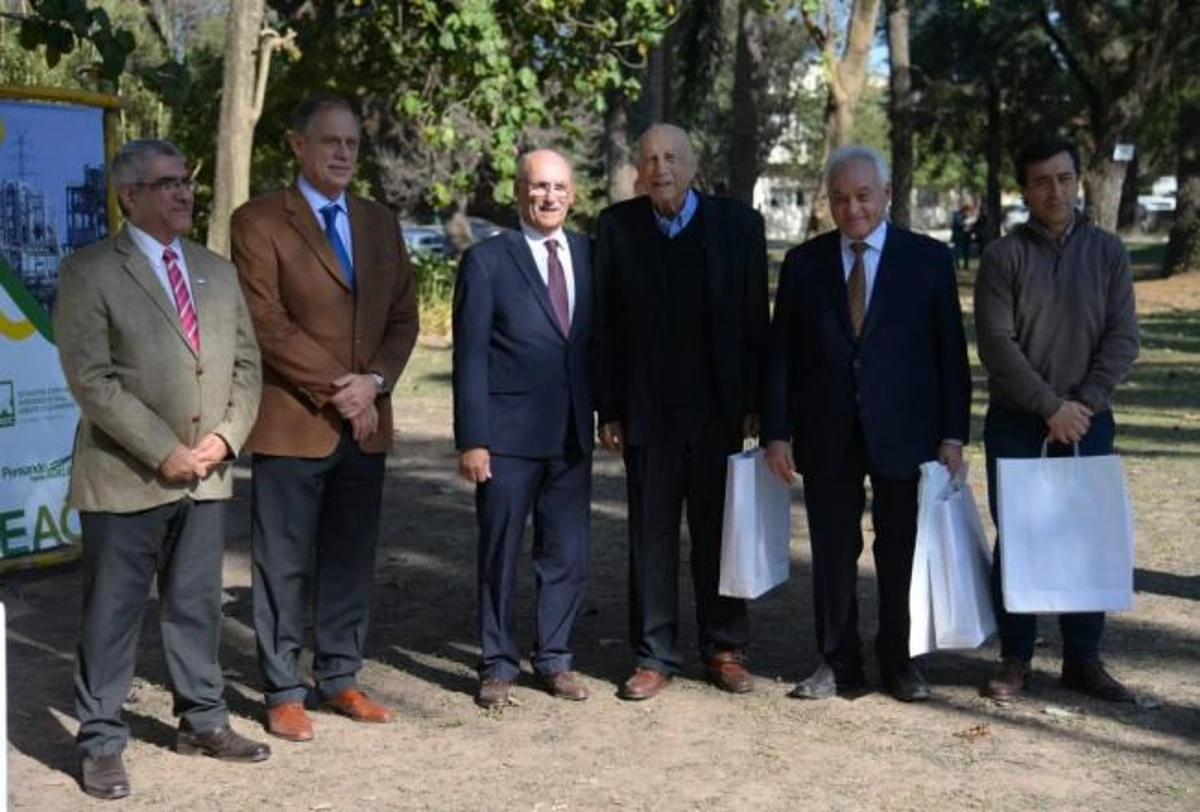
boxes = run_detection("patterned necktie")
[848,240,868,337]
[162,247,200,353]
[545,239,571,335]
[320,203,355,289]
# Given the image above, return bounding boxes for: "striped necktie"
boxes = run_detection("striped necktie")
[162,247,200,353]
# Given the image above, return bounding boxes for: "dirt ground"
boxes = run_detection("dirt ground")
[4,273,1199,811]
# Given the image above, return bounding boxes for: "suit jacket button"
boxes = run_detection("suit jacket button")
[196,365,204,376]
[191,415,201,424]
[853,358,863,369]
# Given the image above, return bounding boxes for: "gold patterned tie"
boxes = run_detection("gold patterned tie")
[847,241,867,337]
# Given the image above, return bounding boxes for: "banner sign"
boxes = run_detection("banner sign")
[1,94,114,572]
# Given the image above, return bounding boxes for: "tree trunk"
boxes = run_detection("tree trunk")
[984,80,1002,244]
[1117,151,1139,231]
[1163,90,1200,276]
[804,0,884,236]
[728,1,765,206]
[1083,150,1127,234]
[605,92,638,204]
[444,195,473,257]
[885,0,912,228]
[207,0,267,256]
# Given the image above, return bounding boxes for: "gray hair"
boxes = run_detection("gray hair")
[825,146,890,190]
[111,139,185,188]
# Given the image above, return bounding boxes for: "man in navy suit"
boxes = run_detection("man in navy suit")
[764,146,971,702]
[453,149,593,708]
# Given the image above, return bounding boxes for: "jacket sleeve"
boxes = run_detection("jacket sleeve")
[230,206,349,408]
[974,243,1063,420]
[365,209,420,389]
[931,243,972,444]
[452,246,492,450]
[1076,241,1139,413]
[762,249,799,443]
[743,207,771,418]
[591,210,625,426]
[210,276,263,455]
[53,255,180,471]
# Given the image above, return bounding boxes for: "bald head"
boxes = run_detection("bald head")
[515,148,575,235]
[637,124,697,216]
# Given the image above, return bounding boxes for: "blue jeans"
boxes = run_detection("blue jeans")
[983,403,1114,665]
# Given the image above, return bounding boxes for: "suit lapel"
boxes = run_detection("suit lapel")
[114,228,195,353]
[825,234,855,340]
[347,196,373,326]
[506,231,567,338]
[180,239,211,359]
[567,231,590,340]
[284,186,351,291]
[860,228,894,341]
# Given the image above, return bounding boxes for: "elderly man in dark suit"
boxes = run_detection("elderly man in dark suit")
[231,93,419,741]
[453,149,594,709]
[55,139,267,800]
[594,124,770,700]
[764,146,971,702]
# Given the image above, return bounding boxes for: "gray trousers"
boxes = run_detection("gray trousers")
[74,499,229,757]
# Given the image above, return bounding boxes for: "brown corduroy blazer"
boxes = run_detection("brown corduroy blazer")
[230,186,419,458]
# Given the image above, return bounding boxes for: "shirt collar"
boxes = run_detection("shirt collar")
[840,219,888,255]
[520,222,567,247]
[653,188,699,236]
[297,173,348,214]
[126,223,183,262]
[1025,209,1079,246]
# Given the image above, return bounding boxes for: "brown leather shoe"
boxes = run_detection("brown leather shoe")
[475,678,513,709]
[707,650,754,694]
[619,668,671,701]
[981,659,1032,701]
[323,688,396,723]
[266,701,314,742]
[539,670,589,701]
[81,753,130,800]
[1061,660,1134,703]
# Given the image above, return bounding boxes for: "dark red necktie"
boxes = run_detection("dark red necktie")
[545,239,570,335]
[163,247,200,352]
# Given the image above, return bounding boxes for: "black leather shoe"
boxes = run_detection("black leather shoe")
[177,724,271,762]
[788,662,867,700]
[885,661,931,702]
[1061,659,1134,703]
[81,753,130,800]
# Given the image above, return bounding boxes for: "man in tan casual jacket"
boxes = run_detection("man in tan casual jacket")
[55,139,266,801]
[231,93,419,741]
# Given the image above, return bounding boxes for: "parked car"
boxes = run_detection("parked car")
[1136,194,1176,233]
[1002,203,1029,233]
[469,217,506,242]
[400,223,448,256]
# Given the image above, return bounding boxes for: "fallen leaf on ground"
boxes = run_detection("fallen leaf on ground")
[954,723,991,741]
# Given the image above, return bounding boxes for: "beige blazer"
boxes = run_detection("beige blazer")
[230,187,419,457]
[54,228,262,513]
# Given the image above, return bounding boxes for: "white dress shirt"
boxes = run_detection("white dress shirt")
[127,224,195,303]
[839,219,888,309]
[297,173,354,261]
[521,223,575,319]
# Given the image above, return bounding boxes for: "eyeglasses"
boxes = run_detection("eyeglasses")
[525,181,571,197]
[135,175,195,192]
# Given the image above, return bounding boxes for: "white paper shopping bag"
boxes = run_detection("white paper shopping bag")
[997,451,1134,613]
[910,461,996,656]
[719,449,791,599]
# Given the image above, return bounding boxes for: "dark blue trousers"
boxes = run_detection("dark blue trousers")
[983,403,1113,664]
[475,452,592,681]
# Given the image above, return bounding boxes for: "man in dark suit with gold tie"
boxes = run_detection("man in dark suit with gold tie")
[764,146,971,702]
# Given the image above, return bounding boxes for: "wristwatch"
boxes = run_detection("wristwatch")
[369,372,387,395]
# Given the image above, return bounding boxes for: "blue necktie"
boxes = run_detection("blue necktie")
[320,203,355,289]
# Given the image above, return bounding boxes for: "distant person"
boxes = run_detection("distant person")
[975,136,1139,702]
[970,204,991,252]
[951,203,973,270]
[55,139,267,800]
[764,146,971,703]
[230,93,420,741]
[593,124,770,701]
[452,149,594,708]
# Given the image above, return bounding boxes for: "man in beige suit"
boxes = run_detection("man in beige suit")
[54,139,267,801]
[231,93,419,741]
